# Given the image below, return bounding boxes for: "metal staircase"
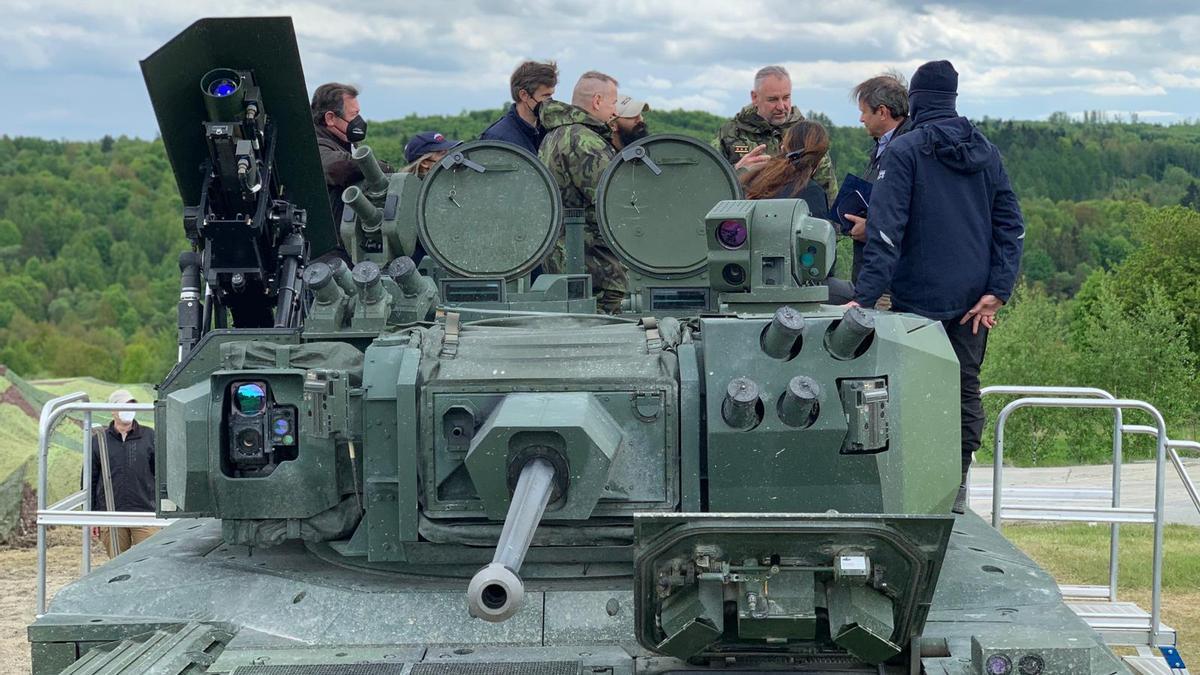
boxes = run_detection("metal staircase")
[977,386,1199,675]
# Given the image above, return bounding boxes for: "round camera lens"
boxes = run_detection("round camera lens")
[1017,655,1044,675]
[236,428,262,450]
[722,263,746,286]
[272,418,290,437]
[209,78,238,97]
[985,654,1012,675]
[716,220,748,249]
[235,383,266,415]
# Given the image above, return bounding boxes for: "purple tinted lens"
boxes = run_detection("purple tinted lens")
[986,655,1012,675]
[717,220,747,249]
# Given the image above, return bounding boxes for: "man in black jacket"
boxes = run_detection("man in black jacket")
[311,82,391,226]
[88,389,156,557]
[852,60,1025,513]
[481,60,558,154]
[846,73,913,285]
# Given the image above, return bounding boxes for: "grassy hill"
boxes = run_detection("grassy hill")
[0,367,153,544]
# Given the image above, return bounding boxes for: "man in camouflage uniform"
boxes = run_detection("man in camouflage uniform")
[538,71,628,313]
[714,65,837,196]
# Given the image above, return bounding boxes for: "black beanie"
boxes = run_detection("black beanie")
[910,60,959,95]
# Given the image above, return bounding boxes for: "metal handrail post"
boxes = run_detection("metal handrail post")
[1122,430,1200,519]
[981,386,1123,601]
[36,392,89,616]
[1168,448,1200,516]
[36,399,154,617]
[81,412,91,575]
[993,397,1168,645]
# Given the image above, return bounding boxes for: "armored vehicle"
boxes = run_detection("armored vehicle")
[31,17,1140,675]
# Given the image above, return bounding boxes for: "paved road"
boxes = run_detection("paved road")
[967,458,1200,526]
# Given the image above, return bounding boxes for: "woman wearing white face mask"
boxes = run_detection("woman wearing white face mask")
[86,388,156,558]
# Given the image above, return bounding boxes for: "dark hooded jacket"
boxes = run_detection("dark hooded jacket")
[481,103,544,154]
[853,92,1024,319]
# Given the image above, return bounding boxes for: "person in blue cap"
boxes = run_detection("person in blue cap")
[849,59,1025,514]
[403,131,463,178]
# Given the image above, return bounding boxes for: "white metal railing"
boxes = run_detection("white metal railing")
[35,393,172,616]
[979,385,1126,601]
[979,385,1200,650]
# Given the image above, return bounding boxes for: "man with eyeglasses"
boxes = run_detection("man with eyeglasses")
[482,60,558,154]
[844,73,913,286]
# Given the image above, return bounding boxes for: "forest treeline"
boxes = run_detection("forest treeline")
[1,109,1199,464]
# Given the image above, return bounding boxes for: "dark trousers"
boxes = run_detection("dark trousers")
[942,318,989,474]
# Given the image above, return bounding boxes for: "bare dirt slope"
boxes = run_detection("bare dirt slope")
[0,529,110,674]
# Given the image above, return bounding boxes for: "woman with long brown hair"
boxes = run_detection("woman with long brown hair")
[740,120,831,218]
[740,120,853,302]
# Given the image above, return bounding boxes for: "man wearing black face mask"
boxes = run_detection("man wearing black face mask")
[311,82,387,226]
[611,94,650,149]
[482,60,558,154]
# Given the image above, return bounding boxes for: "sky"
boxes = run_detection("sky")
[4,0,1200,140]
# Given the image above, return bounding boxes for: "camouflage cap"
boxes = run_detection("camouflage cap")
[614,95,650,118]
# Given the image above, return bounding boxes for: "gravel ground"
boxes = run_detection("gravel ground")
[0,529,109,674]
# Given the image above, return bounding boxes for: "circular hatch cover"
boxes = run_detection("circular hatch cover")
[417,140,561,280]
[596,134,741,279]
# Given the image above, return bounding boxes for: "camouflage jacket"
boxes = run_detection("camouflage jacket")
[537,101,627,301]
[538,100,616,222]
[714,104,837,196]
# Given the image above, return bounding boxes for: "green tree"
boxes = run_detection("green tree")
[1108,206,1200,353]
[980,285,1085,465]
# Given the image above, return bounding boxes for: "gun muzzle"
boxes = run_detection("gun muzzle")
[827,307,876,360]
[342,186,383,232]
[466,457,556,622]
[352,145,390,197]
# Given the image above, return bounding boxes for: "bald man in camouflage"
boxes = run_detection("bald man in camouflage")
[538,71,628,314]
[715,65,837,196]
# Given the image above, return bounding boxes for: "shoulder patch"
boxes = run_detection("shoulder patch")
[732,143,752,156]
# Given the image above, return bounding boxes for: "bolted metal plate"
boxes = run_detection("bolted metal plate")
[596,134,741,279]
[411,663,580,675]
[418,140,561,280]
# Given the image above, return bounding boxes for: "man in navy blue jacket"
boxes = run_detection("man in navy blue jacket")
[852,60,1025,513]
[480,60,558,154]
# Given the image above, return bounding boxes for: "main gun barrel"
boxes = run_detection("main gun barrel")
[466,457,557,622]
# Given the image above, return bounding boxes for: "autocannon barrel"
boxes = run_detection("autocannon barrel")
[466,457,557,622]
[351,145,390,197]
[342,186,383,232]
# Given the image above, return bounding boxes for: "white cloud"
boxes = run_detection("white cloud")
[4,1,1200,138]
[632,75,673,91]
[647,93,727,113]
